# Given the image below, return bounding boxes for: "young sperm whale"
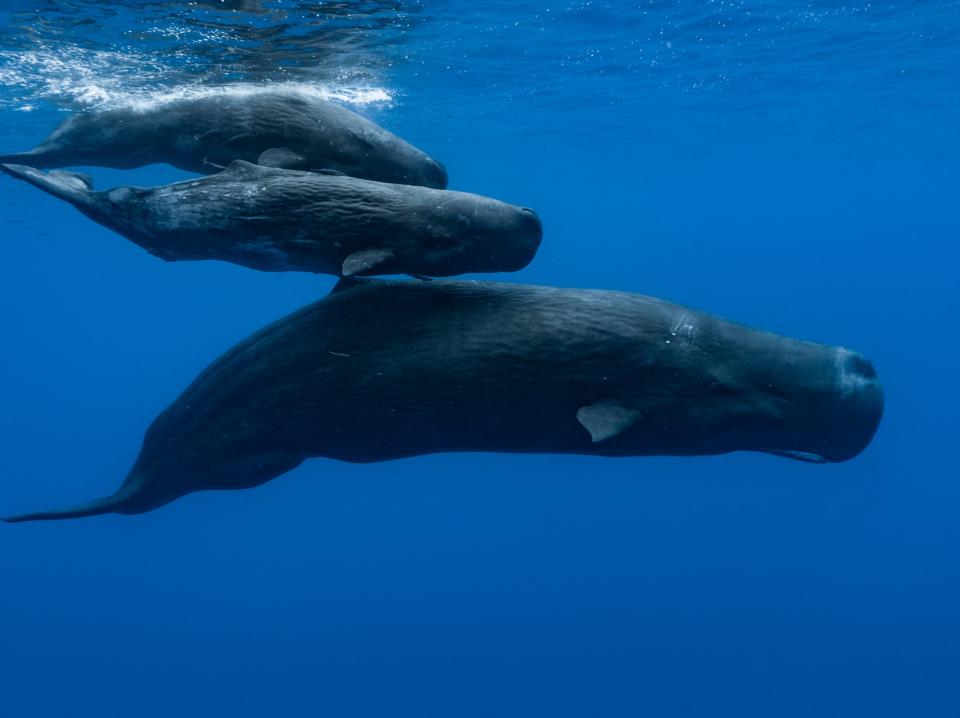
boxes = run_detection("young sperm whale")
[0,161,542,278]
[0,90,448,188]
[2,278,884,523]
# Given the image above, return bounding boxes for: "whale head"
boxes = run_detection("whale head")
[761,347,884,463]
[407,196,543,277]
[684,335,885,464]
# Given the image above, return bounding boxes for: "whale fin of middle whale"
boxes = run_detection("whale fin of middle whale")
[342,247,396,277]
[256,147,309,170]
[1,484,137,524]
[576,401,642,443]
[0,163,94,207]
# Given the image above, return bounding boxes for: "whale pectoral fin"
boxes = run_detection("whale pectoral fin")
[257,147,309,170]
[315,168,346,176]
[576,401,641,443]
[342,248,396,277]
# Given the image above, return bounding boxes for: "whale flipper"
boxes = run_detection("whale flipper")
[576,401,641,443]
[2,485,137,523]
[257,147,309,170]
[342,248,396,277]
[0,163,95,207]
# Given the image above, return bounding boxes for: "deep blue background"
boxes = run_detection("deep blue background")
[1,2,959,716]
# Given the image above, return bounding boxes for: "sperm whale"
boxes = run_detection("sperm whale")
[3,278,884,523]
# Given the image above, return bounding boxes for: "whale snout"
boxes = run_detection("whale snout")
[831,349,884,460]
[437,203,541,275]
[811,349,884,463]
[763,347,883,464]
[426,159,449,189]
[503,206,543,270]
[520,207,542,240]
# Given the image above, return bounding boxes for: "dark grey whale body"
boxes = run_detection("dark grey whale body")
[3,279,884,523]
[0,91,448,188]
[0,161,541,277]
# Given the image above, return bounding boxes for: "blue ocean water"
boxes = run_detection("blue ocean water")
[0,1,957,715]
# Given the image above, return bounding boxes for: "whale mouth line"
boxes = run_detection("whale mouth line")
[765,449,828,463]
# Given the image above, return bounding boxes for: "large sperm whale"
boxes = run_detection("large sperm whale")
[2,279,884,523]
[0,161,541,277]
[0,90,448,188]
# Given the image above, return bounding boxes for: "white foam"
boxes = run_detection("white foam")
[0,45,168,110]
[117,83,394,113]
[0,44,394,113]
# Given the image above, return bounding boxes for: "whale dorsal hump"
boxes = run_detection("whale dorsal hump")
[341,247,396,277]
[576,401,641,443]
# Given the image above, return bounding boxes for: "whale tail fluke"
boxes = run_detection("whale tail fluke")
[2,484,138,523]
[0,163,95,208]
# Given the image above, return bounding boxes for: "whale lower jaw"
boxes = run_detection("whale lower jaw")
[764,449,828,463]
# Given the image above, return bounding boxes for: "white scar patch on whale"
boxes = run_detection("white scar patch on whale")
[666,312,697,346]
[835,347,872,398]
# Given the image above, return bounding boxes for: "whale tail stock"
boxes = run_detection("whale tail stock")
[0,149,50,166]
[1,483,140,523]
[0,162,96,208]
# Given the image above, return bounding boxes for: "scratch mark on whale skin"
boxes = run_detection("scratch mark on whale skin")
[665,312,698,347]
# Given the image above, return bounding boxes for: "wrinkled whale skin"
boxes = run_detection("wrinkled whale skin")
[3,278,884,522]
[0,161,542,278]
[0,91,449,188]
